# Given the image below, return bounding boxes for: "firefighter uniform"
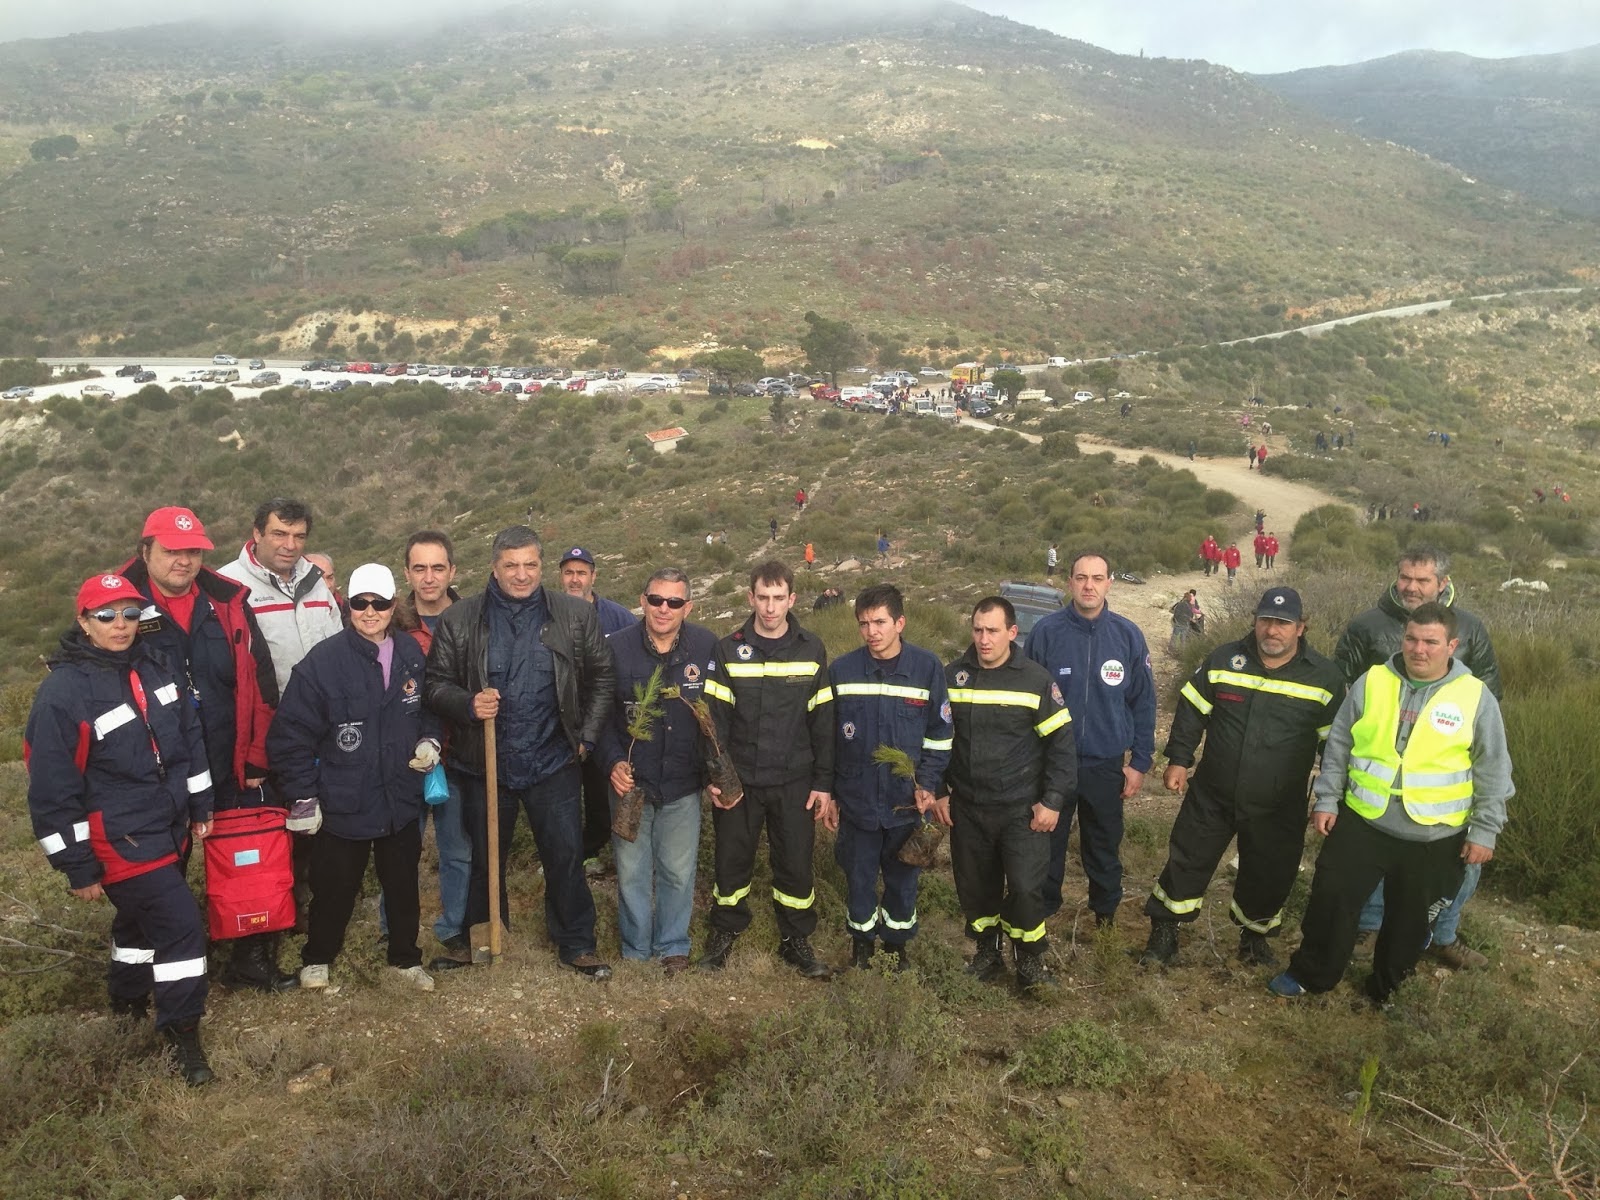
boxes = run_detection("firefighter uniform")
[943,645,1076,949]
[703,616,833,941]
[829,641,952,947]
[1145,631,1344,936]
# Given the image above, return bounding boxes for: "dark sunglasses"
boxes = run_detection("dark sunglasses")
[87,606,143,623]
[349,596,396,612]
[644,593,688,610]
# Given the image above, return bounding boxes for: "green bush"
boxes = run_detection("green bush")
[1011,1020,1140,1090]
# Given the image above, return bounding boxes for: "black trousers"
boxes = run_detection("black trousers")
[1043,756,1126,917]
[1144,780,1306,934]
[709,778,818,940]
[1289,813,1465,1002]
[951,799,1050,946]
[580,757,612,860]
[302,820,423,970]
[107,860,209,1030]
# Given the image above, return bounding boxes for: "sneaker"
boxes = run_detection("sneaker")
[1267,971,1306,998]
[562,953,613,980]
[1139,920,1179,967]
[778,936,832,980]
[1424,940,1488,971]
[696,929,738,972]
[299,963,329,989]
[662,955,690,978]
[1238,929,1278,967]
[391,965,436,992]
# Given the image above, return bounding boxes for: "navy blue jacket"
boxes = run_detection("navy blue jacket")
[267,627,439,839]
[1024,604,1156,771]
[592,593,636,637]
[26,631,214,889]
[828,641,953,830]
[600,620,720,805]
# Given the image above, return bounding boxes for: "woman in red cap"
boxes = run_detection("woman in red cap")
[24,572,217,1085]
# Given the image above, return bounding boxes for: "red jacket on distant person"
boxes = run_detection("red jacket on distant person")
[1265,535,1280,558]
[1200,536,1221,562]
[1253,533,1269,558]
[1223,546,1241,570]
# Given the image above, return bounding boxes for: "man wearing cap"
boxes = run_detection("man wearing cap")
[118,507,295,993]
[1140,587,1345,967]
[557,545,635,873]
[218,498,343,694]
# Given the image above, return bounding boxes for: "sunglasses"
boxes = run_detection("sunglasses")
[349,596,396,612]
[87,606,143,623]
[644,594,688,610]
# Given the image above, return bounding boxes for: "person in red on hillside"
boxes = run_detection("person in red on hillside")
[1199,535,1221,577]
[1253,530,1270,569]
[1223,542,1242,585]
[1256,444,1269,470]
[1265,533,1280,570]
[795,489,807,512]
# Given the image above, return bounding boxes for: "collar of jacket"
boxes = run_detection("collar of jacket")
[1063,604,1114,633]
[1384,651,1468,690]
[736,613,802,650]
[48,627,149,672]
[238,540,323,600]
[395,587,460,632]
[118,556,244,610]
[486,576,548,620]
[635,618,686,660]
[1379,579,1458,620]
[954,642,1022,672]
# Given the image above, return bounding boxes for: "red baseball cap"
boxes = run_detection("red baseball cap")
[142,506,214,551]
[77,573,144,614]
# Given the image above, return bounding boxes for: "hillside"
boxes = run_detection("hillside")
[0,3,1594,365]
[1258,45,1600,218]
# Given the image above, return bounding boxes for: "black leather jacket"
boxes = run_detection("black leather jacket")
[424,585,615,776]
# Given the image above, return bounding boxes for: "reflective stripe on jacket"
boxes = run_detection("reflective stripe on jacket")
[1345,668,1482,827]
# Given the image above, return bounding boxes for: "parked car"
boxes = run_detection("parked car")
[311,380,335,391]
[968,399,992,417]
[919,367,943,377]
[565,377,587,391]
[479,380,503,394]
[133,371,157,384]
[1,386,34,399]
[251,371,281,386]
[247,358,266,370]
[999,581,1065,638]
[605,368,626,380]
[81,383,114,398]
[329,379,352,392]
[1046,356,1069,368]
[290,378,311,389]
[732,382,760,397]
[115,364,142,377]
[212,354,237,365]
[1072,390,1096,403]
[634,380,666,394]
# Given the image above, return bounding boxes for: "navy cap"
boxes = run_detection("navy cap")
[1255,587,1303,622]
[560,546,596,566]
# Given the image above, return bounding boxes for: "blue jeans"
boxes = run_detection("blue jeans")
[379,775,470,944]
[612,790,701,960]
[462,763,597,961]
[1358,861,1482,945]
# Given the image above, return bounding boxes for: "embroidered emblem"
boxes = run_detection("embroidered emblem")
[1050,683,1064,706]
[335,723,363,753]
[1230,654,1247,670]
[954,669,970,686]
[683,662,701,683]
[842,721,857,741]
[737,644,754,660]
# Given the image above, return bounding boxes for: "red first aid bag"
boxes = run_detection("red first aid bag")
[204,805,295,940]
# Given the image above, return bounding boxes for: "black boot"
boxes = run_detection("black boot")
[164,1023,215,1087]
[966,930,1007,982]
[429,933,477,972]
[1015,944,1059,992]
[228,934,298,992]
[697,929,738,973]
[1238,929,1277,967]
[850,938,876,970]
[110,994,150,1020]
[778,936,831,980]
[1140,920,1180,967]
[886,944,910,973]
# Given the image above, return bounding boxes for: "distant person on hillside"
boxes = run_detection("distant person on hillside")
[769,517,779,541]
[1024,553,1156,926]
[1333,546,1501,971]
[805,542,815,566]
[1223,542,1241,584]
[876,532,891,564]
[1187,439,1197,461]
[1253,529,1269,569]
[1169,590,1201,654]
[1248,446,1258,470]
[1255,444,1269,470]
[1265,532,1279,569]
[1046,543,1058,579]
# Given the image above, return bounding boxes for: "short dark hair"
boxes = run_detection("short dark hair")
[490,525,541,562]
[645,566,692,600]
[1406,601,1458,640]
[749,560,794,594]
[405,529,455,568]
[972,595,1016,627]
[854,583,904,621]
[1069,551,1110,576]
[253,497,313,537]
[1399,546,1449,577]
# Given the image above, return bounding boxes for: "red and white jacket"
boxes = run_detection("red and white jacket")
[217,541,343,694]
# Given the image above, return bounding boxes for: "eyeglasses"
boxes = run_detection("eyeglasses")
[644,594,688,610]
[349,596,396,612]
[87,606,143,623]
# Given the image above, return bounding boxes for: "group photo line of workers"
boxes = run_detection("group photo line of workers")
[25,497,1513,1086]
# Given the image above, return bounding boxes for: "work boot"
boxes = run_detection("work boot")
[1140,920,1180,967]
[228,934,299,993]
[886,944,910,973]
[1094,911,1116,930]
[1238,929,1277,967]
[1424,940,1489,971]
[1014,944,1060,993]
[850,938,876,970]
[109,994,150,1020]
[696,929,738,973]
[428,934,476,972]
[164,1023,215,1087]
[965,930,1007,982]
[562,952,613,980]
[779,936,831,980]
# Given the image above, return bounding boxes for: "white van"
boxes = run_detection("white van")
[911,396,934,417]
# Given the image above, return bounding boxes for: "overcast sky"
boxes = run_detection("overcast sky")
[5,0,1600,72]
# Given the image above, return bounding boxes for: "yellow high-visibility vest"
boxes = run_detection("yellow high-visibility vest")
[1345,669,1483,827]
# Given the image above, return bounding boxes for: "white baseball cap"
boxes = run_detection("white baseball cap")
[346,563,396,600]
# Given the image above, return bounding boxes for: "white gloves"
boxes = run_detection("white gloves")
[286,797,322,834]
[409,738,442,772]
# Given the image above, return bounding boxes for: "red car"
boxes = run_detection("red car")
[479,380,503,394]
[565,377,587,391]
[384,363,407,376]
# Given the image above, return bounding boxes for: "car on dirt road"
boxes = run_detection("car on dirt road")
[2,386,34,399]
[212,354,237,366]
[999,581,1065,638]
[81,383,115,398]
[115,364,143,377]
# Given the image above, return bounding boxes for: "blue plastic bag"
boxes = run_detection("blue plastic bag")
[424,764,449,805]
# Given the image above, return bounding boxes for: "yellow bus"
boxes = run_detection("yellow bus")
[951,362,986,385]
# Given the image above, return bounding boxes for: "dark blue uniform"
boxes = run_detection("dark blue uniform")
[25,632,214,1029]
[828,642,952,946]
